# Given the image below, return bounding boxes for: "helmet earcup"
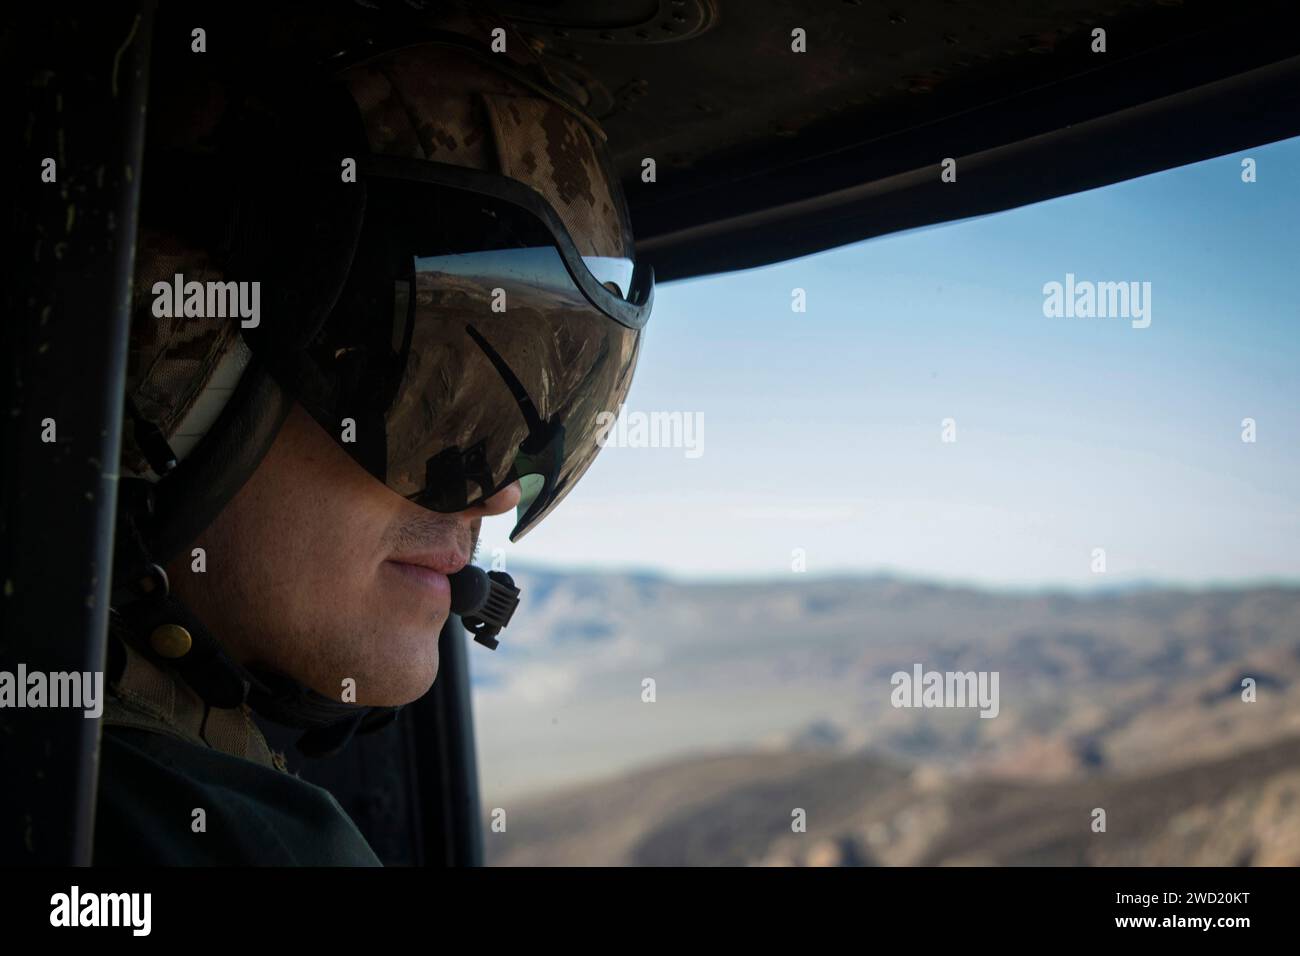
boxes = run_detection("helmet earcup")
[145,359,294,566]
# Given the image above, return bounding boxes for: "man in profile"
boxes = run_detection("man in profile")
[95,5,653,865]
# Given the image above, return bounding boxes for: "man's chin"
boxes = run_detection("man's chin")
[330,652,440,708]
[381,658,439,707]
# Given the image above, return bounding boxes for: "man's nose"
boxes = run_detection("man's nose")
[467,480,522,519]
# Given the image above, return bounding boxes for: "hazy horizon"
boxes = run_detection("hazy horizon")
[486,556,1300,594]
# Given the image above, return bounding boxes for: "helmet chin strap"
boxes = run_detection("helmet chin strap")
[243,662,402,758]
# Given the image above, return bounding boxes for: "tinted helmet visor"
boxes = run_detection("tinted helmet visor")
[291,159,652,541]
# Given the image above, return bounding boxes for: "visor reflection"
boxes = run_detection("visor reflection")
[384,245,641,541]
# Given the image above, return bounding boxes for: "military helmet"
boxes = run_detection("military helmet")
[122,2,651,567]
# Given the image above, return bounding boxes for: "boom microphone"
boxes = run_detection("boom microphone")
[447,566,521,650]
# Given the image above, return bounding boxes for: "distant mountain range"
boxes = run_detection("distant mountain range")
[469,567,1300,865]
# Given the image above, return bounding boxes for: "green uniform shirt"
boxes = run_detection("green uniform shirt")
[93,632,381,866]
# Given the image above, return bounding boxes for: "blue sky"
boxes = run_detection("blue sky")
[479,136,1300,588]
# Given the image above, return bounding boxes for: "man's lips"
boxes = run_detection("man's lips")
[385,562,452,596]
[383,552,469,597]
[386,552,469,576]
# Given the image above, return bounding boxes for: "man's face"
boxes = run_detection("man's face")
[167,403,521,706]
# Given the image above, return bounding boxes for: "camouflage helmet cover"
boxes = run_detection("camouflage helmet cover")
[124,9,635,485]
